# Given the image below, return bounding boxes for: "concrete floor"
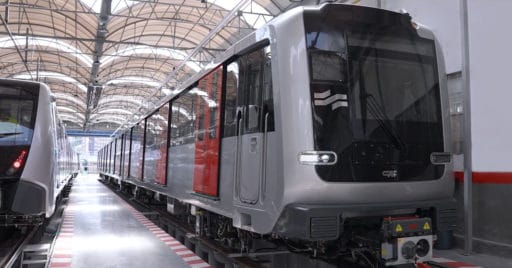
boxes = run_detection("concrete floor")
[435,248,512,268]
[50,173,512,268]
[49,174,193,268]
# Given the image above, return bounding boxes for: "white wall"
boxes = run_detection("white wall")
[352,0,512,172]
[467,0,512,171]
[381,0,462,74]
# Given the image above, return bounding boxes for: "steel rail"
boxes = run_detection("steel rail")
[1,226,39,268]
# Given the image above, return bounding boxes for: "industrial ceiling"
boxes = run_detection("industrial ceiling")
[0,0,346,133]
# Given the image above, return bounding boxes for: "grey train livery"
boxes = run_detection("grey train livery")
[99,4,455,266]
[0,79,78,224]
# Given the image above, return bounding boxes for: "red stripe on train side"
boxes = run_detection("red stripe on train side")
[454,171,512,184]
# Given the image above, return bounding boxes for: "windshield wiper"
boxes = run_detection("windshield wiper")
[0,132,21,138]
[363,93,408,152]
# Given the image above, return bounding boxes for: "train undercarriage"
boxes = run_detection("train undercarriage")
[102,175,451,268]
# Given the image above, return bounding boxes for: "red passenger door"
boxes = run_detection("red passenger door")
[193,67,223,196]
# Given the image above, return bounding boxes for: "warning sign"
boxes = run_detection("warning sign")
[396,224,403,232]
[423,222,431,230]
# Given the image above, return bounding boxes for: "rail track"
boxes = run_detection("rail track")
[100,178,358,268]
[0,225,39,268]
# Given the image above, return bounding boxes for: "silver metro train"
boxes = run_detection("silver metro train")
[99,4,455,266]
[0,79,78,224]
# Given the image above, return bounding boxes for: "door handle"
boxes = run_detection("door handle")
[234,117,243,199]
[260,113,269,202]
[250,137,258,153]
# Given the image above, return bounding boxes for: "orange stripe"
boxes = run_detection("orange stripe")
[454,171,512,184]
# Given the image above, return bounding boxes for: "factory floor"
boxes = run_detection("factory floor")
[48,173,210,268]
[434,249,512,268]
[49,173,511,268]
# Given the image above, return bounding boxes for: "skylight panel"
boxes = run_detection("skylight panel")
[207,0,273,29]
[102,46,203,72]
[106,76,160,87]
[80,0,136,13]
[0,36,92,67]
[14,72,88,92]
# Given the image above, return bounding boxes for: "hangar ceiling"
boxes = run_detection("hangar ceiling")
[0,0,347,133]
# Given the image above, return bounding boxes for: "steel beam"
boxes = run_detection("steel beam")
[0,14,32,79]
[460,0,473,255]
[111,0,252,137]
[84,0,112,130]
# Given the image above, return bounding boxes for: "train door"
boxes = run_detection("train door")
[234,45,273,204]
[193,67,223,196]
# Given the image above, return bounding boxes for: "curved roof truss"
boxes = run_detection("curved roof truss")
[0,0,328,132]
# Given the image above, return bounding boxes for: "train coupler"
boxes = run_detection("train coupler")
[380,217,434,266]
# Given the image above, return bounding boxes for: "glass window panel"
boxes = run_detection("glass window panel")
[143,104,169,185]
[129,123,145,179]
[115,137,122,175]
[229,45,274,135]
[170,92,196,146]
[0,86,38,146]
[123,130,131,177]
[224,62,239,137]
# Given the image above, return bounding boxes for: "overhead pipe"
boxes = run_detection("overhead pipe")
[84,0,112,130]
[0,14,32,79]
[4,0,9,23]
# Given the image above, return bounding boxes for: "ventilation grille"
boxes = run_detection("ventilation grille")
[437,208,457,230]
[310,217,338,239]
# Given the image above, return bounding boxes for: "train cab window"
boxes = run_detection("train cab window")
[224,44,274,137]
[0,86,37,147]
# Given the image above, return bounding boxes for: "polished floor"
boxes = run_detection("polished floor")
[48,174,510,268]
[49,174,209,268]
[435,249,512,268]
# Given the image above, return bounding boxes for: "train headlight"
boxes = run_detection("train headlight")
[6,149,27,176]
[298,151,337,165]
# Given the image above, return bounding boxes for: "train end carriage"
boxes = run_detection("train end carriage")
[99,3,456,266]
[0,79,77,224]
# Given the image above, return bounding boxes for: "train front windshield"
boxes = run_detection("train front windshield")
[305,10,444,182]
[0,86,37,178]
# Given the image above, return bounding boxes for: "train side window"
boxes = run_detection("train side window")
[116,137,122,175]
[224,62,239,137]
[224,44,274,136]
[170,88,196,146]
[123,129,131,177]
[130,123,144,179]
[143,104,169,185]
